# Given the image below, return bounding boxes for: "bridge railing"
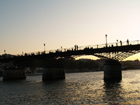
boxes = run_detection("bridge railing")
[73,40,140,50]
[1,40,140,58]
[25,40,140,55]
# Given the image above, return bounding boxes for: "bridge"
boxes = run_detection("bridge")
[0,40,140,81]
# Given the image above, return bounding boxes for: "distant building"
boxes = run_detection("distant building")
[121,59,140,66]
[79,59,91,62]
[133,59,140,65]
[1,54,14,58]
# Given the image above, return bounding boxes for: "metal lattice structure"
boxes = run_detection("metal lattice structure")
[94,50,140,61]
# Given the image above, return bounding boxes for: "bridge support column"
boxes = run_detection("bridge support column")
[3,69,26,80]
[42,68,65,81]
[103,60,122,81]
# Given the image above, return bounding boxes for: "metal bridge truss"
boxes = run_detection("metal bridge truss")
[94,50,140,61]
[59,49,140,62]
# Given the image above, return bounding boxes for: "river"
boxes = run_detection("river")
[0,70,140,105]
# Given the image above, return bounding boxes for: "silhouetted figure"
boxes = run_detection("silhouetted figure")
[97,45,98,48]
[120,40,122,46]
[112,45,114,47]
[74,45,77,51]
[61,46,62,52]
[74,45,78,51]
[77,45,78,50]
[24,53,27,56]
[127,39,129,45]
[116,40,118,46]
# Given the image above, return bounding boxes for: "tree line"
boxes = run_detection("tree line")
[18,58,99,70]
[64,59,99,69]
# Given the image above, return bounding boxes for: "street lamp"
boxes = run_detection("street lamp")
[61,46,62,52]
[4,50,6,54]
[105,34,107,47]
[44,43,45,53]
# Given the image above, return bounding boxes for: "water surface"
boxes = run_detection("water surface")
[0,70,140,105]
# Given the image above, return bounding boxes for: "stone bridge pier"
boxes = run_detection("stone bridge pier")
[103,59,122,81]
[42,68,65,81]
[3,68,26,80]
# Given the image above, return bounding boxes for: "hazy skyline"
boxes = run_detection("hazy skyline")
[1,0,140,60]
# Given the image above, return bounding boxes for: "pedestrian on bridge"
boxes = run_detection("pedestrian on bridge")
[127,39,129,45]
[116,40,118,46]
[74,45,78,51]
[77,45,78,50]
[111,45,113,47]
[74,45,77,51]
[120,40,122,46]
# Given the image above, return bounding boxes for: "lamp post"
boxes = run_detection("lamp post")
[105,34,107,47]
[4,50,6,54]
[137,40,139,44]
[44,43,45,53]
[61,46,62,52]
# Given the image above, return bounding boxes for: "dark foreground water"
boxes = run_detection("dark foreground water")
[0,70,140,105]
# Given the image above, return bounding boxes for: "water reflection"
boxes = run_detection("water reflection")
[103,80,125,105]
[42,80,69,104]
[1,71,140,104]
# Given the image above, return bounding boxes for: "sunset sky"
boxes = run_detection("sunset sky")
[1,0,140,60]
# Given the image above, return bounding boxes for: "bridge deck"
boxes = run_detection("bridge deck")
[1,44,140,62]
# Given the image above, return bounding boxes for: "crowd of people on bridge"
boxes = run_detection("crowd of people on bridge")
[120,39,129,46]
[108,39,129,48]
[52,39,130,53]
[74,45,78,51]
[5,39,131,57]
